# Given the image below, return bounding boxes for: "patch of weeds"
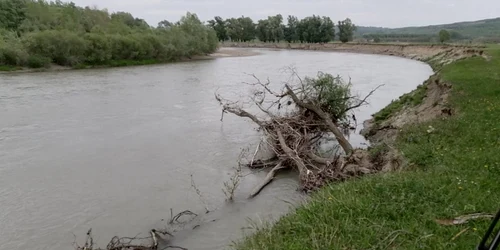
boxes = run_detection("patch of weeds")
[27,55,51,68]
[0,65,22,71]
[373,84,428,123]
[368,143,390,164]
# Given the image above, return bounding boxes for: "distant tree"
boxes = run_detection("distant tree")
[319,16,335,43]
[373,36,381,43]
[256,14,284,43]
[226,16,255,42]
[157,20,172,29]
[207,16,228,41]
[338,18,356,43]
[268,14,284,42]
[439,29,451,43]
[284,15,299,43]
[0,0,27,31]
[299,15,322,43]
[256,19,269,42]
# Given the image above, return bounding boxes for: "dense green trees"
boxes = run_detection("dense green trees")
[208,14,351,44]
[256,15,284,42]
[225,16,256,42]
[207,16,228,41]
[298,15,335,43]
[338,18,356,43]
[0,0,218,69]
[439,29,451,43]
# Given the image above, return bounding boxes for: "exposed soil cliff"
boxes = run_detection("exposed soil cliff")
[223,42,485,66]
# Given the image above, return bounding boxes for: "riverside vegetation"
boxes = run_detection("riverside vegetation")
[233,45,500,250]
[0,0,218,71]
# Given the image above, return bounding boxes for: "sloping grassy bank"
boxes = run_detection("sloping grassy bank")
[234,46,500,250]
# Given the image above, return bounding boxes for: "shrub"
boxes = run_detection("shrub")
[83,33,112,65]
[109,34,140,60]
[23,30,86,66]
[27,54,50,68]
[0,44,28,66]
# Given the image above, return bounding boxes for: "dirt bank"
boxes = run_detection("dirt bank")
[223,42,485,67]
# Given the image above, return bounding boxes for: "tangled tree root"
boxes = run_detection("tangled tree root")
[217,69,383,196]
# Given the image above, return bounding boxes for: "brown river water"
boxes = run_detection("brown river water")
[0,48,432,250]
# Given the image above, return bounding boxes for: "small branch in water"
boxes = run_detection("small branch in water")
[190,174,211,213]
[249,161,286,198]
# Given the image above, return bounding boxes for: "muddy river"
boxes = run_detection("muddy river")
[0,48,433,250]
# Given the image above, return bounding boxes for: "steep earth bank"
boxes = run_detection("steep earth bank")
[223,41,485,66]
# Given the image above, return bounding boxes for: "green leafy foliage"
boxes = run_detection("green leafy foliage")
[209,14,339,43]
[0,1,218,69]
[26,54,50,68]
[207,16,228,41]
[439,29,451,43]
[225,16,256,42]
[304,72,352,122]
[338,18,356,43]
[256,15,284,43]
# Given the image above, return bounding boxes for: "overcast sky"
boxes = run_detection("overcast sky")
[71,0,499,28]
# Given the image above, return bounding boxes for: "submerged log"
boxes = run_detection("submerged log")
[249,161,286,198]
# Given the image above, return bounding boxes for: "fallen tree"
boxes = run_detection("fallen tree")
[216,69,383,196]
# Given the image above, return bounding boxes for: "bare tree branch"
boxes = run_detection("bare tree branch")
[343,84,385,113]
[249,161,286,198]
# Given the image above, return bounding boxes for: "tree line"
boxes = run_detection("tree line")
[362,29,461,43]
[0,0,218,69]
[207,15,357,43]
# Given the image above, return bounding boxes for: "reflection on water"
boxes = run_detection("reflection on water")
[0,48,432,250]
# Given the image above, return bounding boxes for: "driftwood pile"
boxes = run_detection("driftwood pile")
[216,70,382,197]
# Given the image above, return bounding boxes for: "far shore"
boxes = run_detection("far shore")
[220,41,486,64]
[0,42,484,74]
[0,47,261,74]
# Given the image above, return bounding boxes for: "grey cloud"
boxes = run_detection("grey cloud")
[71,0,500,28]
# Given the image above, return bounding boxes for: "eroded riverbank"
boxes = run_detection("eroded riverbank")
[223,42,486,66]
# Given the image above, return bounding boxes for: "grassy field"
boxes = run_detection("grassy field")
[234,46,500,250]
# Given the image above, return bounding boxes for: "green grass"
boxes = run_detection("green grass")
[0,65,22,71]
[234,47,500,250]
[373,83,428,123]
[75,59,162,69]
